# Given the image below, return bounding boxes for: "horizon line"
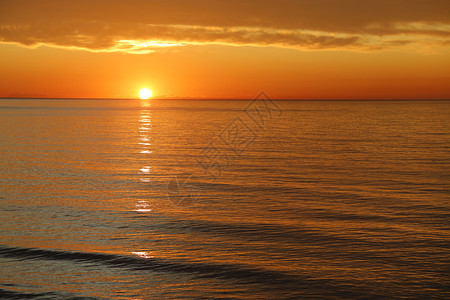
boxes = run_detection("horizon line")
[1,97,450,101]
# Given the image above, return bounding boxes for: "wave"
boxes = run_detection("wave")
[0,287,98,300]
[0,245,363,298]
[0,245,300,283]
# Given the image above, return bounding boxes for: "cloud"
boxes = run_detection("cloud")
[0,0,449,53]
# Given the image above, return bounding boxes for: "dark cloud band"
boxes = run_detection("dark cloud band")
[1,0,449,53]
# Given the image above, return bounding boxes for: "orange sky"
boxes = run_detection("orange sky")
[0,0,449,99]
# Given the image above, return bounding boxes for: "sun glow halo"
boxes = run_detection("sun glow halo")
[139,88,153,99]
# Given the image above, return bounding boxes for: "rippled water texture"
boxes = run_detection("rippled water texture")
[0,99,449,299]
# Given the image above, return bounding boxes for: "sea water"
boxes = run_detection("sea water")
[0,98,449,299]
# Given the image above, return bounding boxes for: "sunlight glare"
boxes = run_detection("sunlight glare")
[139,88,153,99]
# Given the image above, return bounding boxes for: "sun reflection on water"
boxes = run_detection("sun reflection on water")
[135,101,153,213]
[134,200,152,212]
[132,251,154,259]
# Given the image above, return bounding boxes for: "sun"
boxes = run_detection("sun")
[139,88,153,99]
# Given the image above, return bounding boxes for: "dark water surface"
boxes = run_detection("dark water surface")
[0,99,449,299]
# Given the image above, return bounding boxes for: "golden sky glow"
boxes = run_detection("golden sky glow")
[0,0,449,99]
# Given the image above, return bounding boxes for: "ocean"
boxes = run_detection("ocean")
[0,98,449,299]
